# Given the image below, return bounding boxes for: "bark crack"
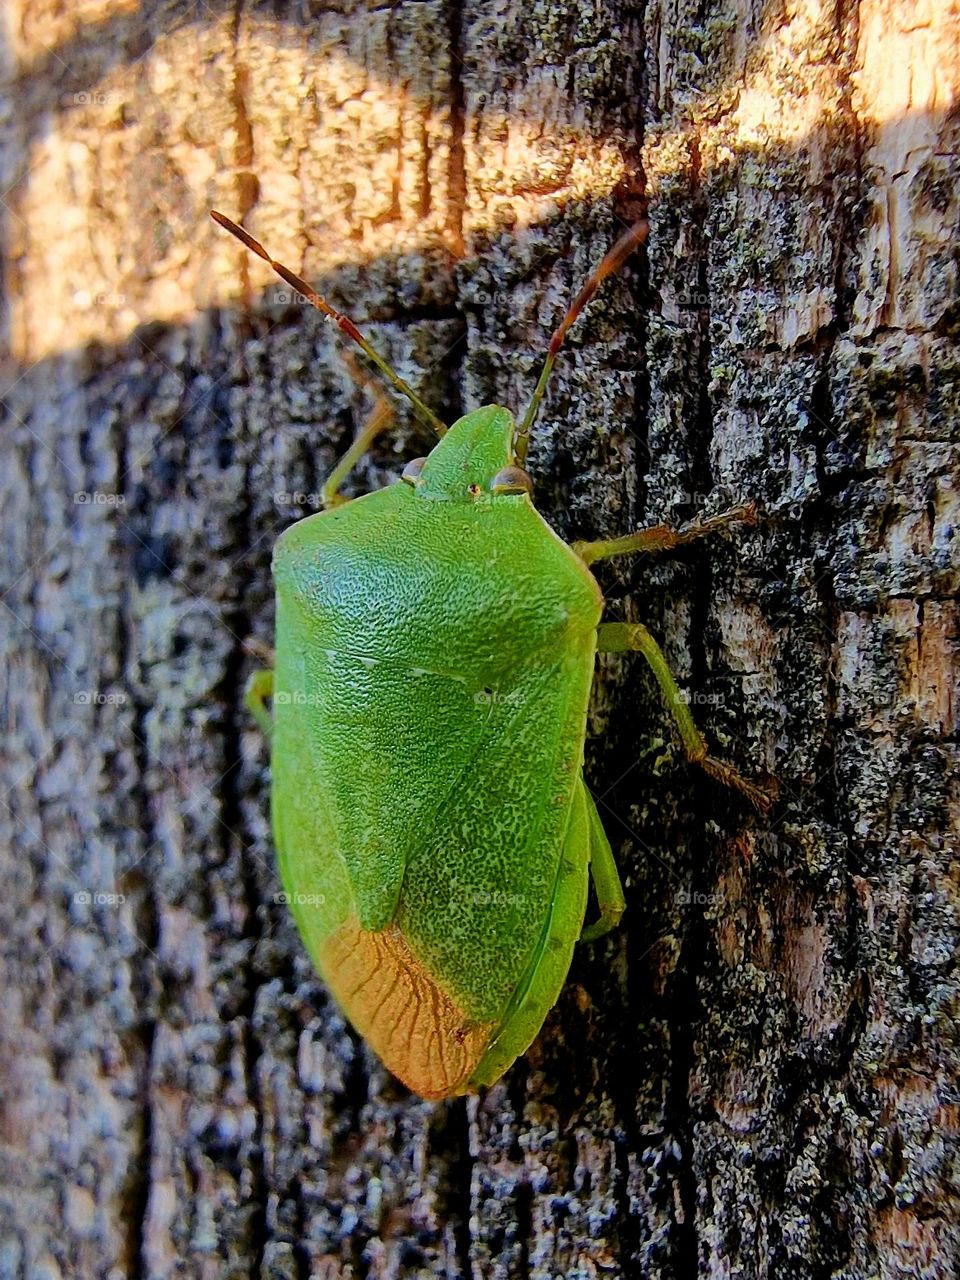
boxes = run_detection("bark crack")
[445,0,467,257]
[665,122,713,1278]
[114,372,162,1280]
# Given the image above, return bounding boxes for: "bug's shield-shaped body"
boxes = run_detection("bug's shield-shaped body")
[270,406,608,1098]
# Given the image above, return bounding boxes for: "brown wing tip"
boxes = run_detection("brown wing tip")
[323,918,493,1099]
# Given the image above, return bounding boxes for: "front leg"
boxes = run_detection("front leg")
[572,503,757,566]
[321,392,395,508]
[597,622,776,812]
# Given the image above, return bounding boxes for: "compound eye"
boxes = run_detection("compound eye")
[489,465,533,496]
[401,457,428,486]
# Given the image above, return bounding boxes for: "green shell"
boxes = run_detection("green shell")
[269,405,612,1097]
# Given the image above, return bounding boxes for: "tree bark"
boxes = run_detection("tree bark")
[1,1,958,1277]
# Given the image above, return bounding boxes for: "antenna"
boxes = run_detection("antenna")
[514,218,649,465]
[211,211,447,439]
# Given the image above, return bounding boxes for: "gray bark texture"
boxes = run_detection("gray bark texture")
[1,0,958,1276]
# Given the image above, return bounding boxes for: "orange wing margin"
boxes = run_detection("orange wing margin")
[324,917,495,1099]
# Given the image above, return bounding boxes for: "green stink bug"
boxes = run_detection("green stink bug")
[213,210,774,1100]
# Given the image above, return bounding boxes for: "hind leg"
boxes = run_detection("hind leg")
[580,783,626,943]
[597,621,776,812]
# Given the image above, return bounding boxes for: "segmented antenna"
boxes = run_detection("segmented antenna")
[515,218,649,466]
[211,211,447,439]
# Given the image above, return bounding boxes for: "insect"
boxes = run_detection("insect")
[212,209,774,1100]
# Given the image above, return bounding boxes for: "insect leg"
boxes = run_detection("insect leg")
[244,668,274,738]
[579,782,626,942]
[596,622,776,812]
[243,636,275,667]
[321,393,395,508]
[573,503,756,566]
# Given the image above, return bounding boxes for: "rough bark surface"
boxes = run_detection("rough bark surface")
[1,1,958,1277]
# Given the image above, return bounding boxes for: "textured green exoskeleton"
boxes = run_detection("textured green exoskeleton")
[213,211,773,1099]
